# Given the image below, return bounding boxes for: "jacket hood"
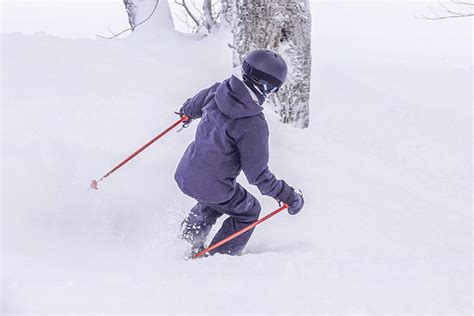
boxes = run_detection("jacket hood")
[215,75,263,119]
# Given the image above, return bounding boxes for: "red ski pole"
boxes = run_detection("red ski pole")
[90,115,189,190]
[192,203,289,259]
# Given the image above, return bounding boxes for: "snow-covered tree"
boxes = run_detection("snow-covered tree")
[202,0,219,32]
[230,0,312,128]
[123,0,138,30]
[220,0,233,23]
[99,0,173,38]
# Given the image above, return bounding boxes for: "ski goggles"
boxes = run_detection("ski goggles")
[262,82,280,95]
[243,61,283,95]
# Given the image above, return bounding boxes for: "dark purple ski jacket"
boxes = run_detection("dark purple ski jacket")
[174,75,292,204]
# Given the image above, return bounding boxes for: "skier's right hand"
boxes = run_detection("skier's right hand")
[286,190,304,215]
[277,184,304,215]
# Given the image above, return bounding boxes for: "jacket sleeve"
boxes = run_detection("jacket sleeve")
[232,115,293,200]
[180,82,220,119]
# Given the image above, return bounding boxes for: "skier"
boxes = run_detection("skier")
[175,50,304,257]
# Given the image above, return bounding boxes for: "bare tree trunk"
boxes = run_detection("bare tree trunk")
[123,0,138,30]
[202,0,216,32]
[230,0,312,128]
[123,0,174,32]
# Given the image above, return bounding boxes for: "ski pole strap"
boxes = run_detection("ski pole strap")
[192,204,289,259]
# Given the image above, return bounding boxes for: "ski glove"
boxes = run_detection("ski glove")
[276,182,304,215]
[287,191,304,215]
[176,110,193,128]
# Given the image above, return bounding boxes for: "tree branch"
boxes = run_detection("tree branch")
[175,0,201,28]
[97,0,160,39]
[416,0,473,20]
[452,0,474,6]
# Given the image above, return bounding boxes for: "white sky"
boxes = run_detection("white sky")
[2,0,469,39]
[1,1,132,38]
[0,0,209,38]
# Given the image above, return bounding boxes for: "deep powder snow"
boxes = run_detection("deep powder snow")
[1,2,472,314]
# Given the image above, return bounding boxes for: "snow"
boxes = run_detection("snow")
[1,1,472,314]
[0,1,130,39]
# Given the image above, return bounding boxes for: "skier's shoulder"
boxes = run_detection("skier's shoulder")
[192,81,221,105]
[202,81,221,97]
[209,81,221,91]
[194,81,221,97]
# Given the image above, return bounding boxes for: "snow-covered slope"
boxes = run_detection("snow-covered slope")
[1,2,472,314]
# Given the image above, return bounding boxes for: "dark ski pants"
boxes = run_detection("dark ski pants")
[181,184,261,255]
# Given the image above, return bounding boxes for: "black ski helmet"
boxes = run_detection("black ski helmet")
[242,49,287,95]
